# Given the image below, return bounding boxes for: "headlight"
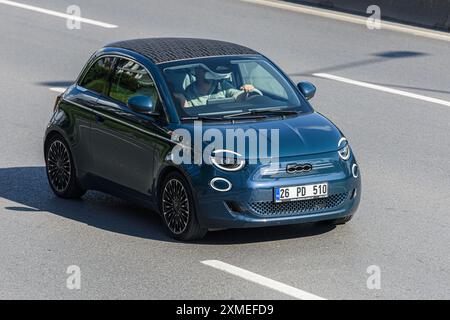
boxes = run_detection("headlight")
[210,149,245,171]
[338,137,351,161]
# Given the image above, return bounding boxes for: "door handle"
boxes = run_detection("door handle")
[95,114,105,123]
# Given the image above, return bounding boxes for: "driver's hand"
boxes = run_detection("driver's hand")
[240,84,255,92]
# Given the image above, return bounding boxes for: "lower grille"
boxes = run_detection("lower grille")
[249,192,349,216]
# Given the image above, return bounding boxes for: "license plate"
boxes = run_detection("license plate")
[274,183,328,203]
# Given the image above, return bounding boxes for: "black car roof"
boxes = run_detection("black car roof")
[105,37,259,64]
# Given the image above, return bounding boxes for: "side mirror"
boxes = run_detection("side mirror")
[297,82,316,100]
[127,95,158,116]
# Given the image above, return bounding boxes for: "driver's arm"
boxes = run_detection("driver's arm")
[223,82,256,99]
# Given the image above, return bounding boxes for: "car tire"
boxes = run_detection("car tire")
[45,134,86,199]
[159,172,207,241]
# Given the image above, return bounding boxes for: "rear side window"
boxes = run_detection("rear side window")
[79,56,115,94]
[109,58,159,110]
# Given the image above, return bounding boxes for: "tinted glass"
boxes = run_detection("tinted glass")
[239,61,288,99]
[80,56,114,94]
[162,57,309,119]
[109,58,159,110]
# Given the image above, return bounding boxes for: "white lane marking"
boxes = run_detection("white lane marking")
[0,0,118,28]
[201,260,326,300]
[313,73,450,107]
[49,87,66,93]
[241,0,450,42]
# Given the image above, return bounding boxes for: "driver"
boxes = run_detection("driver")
[173,67,257,108]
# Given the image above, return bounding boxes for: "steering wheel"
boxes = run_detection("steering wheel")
[236,88,263,102]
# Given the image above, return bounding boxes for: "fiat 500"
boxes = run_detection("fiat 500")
[44,38,361,240]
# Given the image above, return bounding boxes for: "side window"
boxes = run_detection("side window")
[109,59,159,110]
[239,61,288,99]
[79,56,114,94]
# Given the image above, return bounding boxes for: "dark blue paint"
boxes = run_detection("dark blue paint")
[45,43,361,231]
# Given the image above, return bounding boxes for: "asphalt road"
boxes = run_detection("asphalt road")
[0,0,449,299]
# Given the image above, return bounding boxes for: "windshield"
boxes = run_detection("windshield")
[162,57,310,120]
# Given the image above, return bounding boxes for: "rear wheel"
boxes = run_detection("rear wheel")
[160,172,207,241]
[45,134,86,199]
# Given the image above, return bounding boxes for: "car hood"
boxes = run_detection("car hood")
[177,112,343,159]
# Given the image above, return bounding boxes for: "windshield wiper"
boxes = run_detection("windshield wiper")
[180,116,224,122]
[223,108,299,119]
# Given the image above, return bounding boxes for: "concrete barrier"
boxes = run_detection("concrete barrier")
[285,0,450,31]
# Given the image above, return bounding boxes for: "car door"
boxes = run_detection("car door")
[64,56,116,176]
[90,57,167,196]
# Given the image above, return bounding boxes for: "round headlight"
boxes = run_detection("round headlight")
[210,149,245,172]
[338,137,351,161]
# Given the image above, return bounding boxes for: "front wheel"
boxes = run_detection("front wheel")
[45,134,86,199]
[159,172,207,241]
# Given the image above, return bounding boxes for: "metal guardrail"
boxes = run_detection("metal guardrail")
[285,0,450,31]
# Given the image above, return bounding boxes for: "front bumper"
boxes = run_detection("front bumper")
[186,151,361,229]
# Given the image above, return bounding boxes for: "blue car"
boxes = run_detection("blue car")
[44,38,361,240]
